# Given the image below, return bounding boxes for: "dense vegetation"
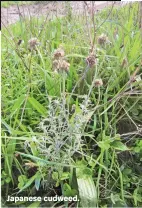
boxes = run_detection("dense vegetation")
[1,2,142,207]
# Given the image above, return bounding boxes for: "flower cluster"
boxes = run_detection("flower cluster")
[94,78,103,87]
[86,53,96,68]
[53,47,65,59]
[28,38,40,50]
[97,34,110,46]
[52,46,70,74]
[52,59,70,74]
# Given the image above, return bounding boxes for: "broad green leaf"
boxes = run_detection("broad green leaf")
[98,140,110,151]
[52,172,59,181]
[76,167,92,179]
[62,183,77,197]
[18,175,27,183]
[11,94,25,113]
[5,177,11,184]
[60,172,70,180]
[18,172,40,193]
[28,97,47,116]
[111,141,129,151]
[18,175,28,189]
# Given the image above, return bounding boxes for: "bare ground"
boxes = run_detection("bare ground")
[1,1,121,27]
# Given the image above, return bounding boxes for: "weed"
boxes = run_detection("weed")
[1,2,142,207]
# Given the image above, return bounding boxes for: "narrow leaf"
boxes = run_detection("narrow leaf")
[28,97,47,116]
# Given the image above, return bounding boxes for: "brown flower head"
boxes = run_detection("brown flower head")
[54,47,65,59]
[28,38,40,50]
[98,34,109,45]
[94,79,103,87]
[86,53,96,68]
[60,60,70,73]
[52,59,70,74]
[52,45,70,74]
[52,60,59,71]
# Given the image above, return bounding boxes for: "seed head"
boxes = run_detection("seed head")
[52,46,70,74]
[60,60,70,73]
[52,60,59,71]
[54,47,65,59]
[52,60,70,74]
[98,34,109,45]
[86,54,96,68]
[94,79,103,87]
[28,38,40,50]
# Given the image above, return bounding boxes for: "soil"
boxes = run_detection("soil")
[1,1,121,27]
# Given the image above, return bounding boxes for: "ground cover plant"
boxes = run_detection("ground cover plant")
[1,1,142,207]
